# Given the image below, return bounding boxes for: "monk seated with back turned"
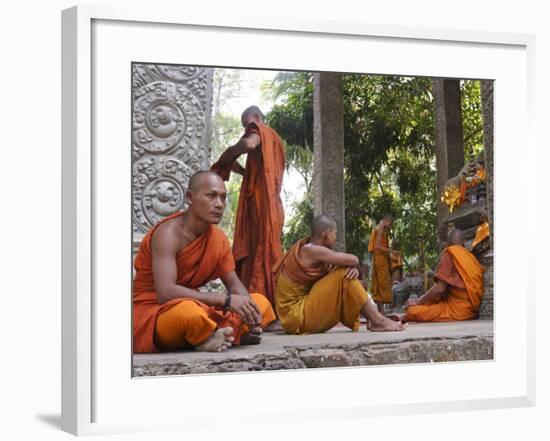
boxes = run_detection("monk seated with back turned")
[273,214,406,334]
[390,228,485,323]
[133,171,276,353]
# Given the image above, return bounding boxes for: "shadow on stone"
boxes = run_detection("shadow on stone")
[35,413,61,429]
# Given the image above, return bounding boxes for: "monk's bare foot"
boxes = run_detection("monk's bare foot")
[241,327,262,345]
[386,313,406,322]
[195,327,234,352]
[368,316,407,332]
[264,319,283,333]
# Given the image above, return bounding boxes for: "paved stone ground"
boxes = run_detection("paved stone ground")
[133,320,493,377]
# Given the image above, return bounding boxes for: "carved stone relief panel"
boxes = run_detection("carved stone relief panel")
[132,64,213,237]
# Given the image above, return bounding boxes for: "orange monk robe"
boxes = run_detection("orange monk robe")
[273,238,370,334]
[472,221,490,249]
[133,211,275,353]
[211,122,285,305]
[405,245,485,322]
[368,229,393,304]
[390,252,403,272]
[472,166,487,185]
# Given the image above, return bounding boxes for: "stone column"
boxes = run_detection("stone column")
[131,64,213,250]
[433,79,465,242]
[313,72,345,251]
[481,80,494,250]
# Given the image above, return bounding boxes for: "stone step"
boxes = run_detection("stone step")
[133,320,494,376]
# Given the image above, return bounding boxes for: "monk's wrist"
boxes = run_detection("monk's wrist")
[223,294,232,312]
[217,292,227,308]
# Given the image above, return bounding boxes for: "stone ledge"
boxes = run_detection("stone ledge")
[133,321,494,377]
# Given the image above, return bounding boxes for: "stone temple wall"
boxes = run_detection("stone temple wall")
[132,64,213,247]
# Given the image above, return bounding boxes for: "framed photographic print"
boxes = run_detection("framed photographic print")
[62,5,536,436]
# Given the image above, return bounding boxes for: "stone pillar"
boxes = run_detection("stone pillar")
[433,79,465,242]
[131,64,213,249]
[481,80,494,250]
[313,72,345,251]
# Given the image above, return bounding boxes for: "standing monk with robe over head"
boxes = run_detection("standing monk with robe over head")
[273,214,406,335]
[390,228,485,323]
[210,106,285,306]
[368,214,396,314]
[133,171,276,354]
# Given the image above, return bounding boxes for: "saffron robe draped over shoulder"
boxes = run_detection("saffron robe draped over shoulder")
[405,245,485,322]
[273,238,369,334]
[368,229,393,303]
[132,211,235,353]
[211,122,285,304]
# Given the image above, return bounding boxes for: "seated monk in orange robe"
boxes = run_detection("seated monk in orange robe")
[391,228,485,323]
[273,214,406,335]
[133,171,276,354]
[472,209,490,259]
[210,105,285,306]
[368,214,397,314]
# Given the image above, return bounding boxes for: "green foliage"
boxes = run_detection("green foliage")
[461,80,484,163]
[210,69,245,242]
[282,194,314,250]
[268,72,483,268]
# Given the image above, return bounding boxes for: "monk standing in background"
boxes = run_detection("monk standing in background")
[133,171,275,353]
[390,240,404,284]
[273,214,406,335]
[211,106,285,305]
[392,228,485,323]
[368,214,396,314]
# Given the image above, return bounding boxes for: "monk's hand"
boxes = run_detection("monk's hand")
[344,267,360,279]
[229,294,262,326]
[231,162,245,175]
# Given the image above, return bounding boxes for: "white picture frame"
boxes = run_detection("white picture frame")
[62,5,536,436]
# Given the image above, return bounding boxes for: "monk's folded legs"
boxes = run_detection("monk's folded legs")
[154,299,220,351]
[154,294,276,351]
[301,268,368,333]
[301,268,405,333]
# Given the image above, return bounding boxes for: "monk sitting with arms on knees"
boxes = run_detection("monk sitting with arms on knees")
[273,214,406,335]
[133,171,276,353]
[390,228,485,323]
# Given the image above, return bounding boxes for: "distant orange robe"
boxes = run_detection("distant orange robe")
[390,252,403,272]
[472,221,490,249]
[368,228,393,304]
[133,211,250,353]
[211,122,285,304]
[405,245,485,322]
[273,238,369,334]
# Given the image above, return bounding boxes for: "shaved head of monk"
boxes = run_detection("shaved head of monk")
[311,214,337,249]
[186,170,227,224]
[382,213,394,228]
[241,105,265,128]
[447,228,465,247]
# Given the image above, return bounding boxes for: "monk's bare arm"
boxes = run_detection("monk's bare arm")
[220,271,261,326]
[215,133,261,166]
[220,271,249,297]
[151,226,225,307]
[302,244,359,268]
[414,280,447,306]
[374,225,392,254]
